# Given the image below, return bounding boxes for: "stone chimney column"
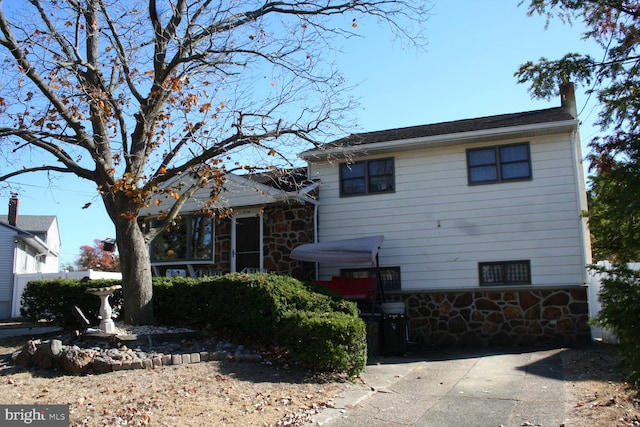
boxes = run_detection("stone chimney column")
[560,81,578,118]
[8,193,19,226]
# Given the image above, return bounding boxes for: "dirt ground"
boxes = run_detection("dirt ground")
[0,334,353,427]
[1,335,639,426]
[560,343,640,427]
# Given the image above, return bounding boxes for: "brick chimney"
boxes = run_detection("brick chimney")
[560,81,578,119]
[8,193,19,226]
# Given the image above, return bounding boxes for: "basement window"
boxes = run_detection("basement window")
[340,266,401,290]
[479,260,531,286]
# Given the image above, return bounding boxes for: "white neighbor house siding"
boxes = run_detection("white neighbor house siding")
[309,132,589,291]
[0,226,16,318]
[40,219,61,273]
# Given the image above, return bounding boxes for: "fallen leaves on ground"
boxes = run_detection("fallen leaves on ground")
[0,336,352,427]
[562,345,640,427]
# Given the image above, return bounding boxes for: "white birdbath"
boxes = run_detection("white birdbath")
[86,285,122,334]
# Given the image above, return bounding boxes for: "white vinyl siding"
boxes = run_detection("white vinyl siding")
[309,133,587,291]
[0,227,15,318]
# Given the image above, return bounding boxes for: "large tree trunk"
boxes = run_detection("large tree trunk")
[115,217,155,325]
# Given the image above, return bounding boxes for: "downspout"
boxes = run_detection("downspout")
[12,238,19,274]
[313,203,319,281]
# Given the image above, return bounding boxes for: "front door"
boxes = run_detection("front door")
[232,214,262,272]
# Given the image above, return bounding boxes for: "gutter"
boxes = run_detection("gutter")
[17,234,59,257]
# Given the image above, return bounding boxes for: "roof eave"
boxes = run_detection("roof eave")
[17,235,59,256]
[301,119,579,161]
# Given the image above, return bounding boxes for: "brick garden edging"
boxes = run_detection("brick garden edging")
[12,337,263,375]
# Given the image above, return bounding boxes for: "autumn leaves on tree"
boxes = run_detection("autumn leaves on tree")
[0,1,428,324]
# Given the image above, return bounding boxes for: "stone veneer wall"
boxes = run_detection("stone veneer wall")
[212,218,232,272]
[210,201,316,278]
[262,202,315,280]
[385,287,591,347]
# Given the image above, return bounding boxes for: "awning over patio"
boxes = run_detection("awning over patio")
[290,235,384,264]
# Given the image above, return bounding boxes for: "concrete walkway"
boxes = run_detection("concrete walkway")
[311,347,567,427]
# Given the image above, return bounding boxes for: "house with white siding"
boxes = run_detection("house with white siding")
[143,83,593,346]
[0,195,61,319]
[299,83,592,346]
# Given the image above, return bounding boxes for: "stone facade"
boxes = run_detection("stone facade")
[209,201,315,278]
[262,202,316,279]
[385,287,590,347]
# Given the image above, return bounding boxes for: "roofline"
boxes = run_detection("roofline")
[16,234,59,257]
[300,119,579,161]
[226,172,319,204]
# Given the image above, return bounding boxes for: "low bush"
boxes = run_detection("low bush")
[20,279,123,327]
[20,273,366,376]
[282,310,367,376]
[591,264,640,388]
[153,273,365,375]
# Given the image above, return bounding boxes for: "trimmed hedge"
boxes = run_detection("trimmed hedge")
[20,279,123,326]
[19,273,366,376]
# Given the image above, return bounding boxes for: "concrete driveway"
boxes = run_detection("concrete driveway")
[311,346,567,427]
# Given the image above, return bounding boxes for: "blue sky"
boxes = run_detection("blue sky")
[0,1,603,267]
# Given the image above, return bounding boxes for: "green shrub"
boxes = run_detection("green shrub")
[281,310,367,377]
[20,279,123,327]
[19,273,367,376]
[152,273,366,375]
[591,264,640,387]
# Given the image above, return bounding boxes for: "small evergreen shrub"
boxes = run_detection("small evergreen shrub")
[281,310,367,377]
[152,273,366,374]
[591,264,640,387]
[20,279,123,327]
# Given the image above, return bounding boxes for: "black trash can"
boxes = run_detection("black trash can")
[382,314,406,356]
[360,313,382,357]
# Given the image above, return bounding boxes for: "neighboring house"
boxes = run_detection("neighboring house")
[299,83,592,346]
[142,168,319,279]
[0,195,61,319]
[144,83,593,346]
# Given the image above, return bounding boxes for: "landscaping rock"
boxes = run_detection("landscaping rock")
[9,324,266,376]
[91,356,113,374]
[12,339,40,367]
[31,339,63,369]
[59,347,94,374]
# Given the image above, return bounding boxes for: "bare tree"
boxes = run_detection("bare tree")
[0,0,428,324]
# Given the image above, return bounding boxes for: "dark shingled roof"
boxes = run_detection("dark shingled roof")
[321,107,575,148]
[0,215,56,233]
[244,167,314,193]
